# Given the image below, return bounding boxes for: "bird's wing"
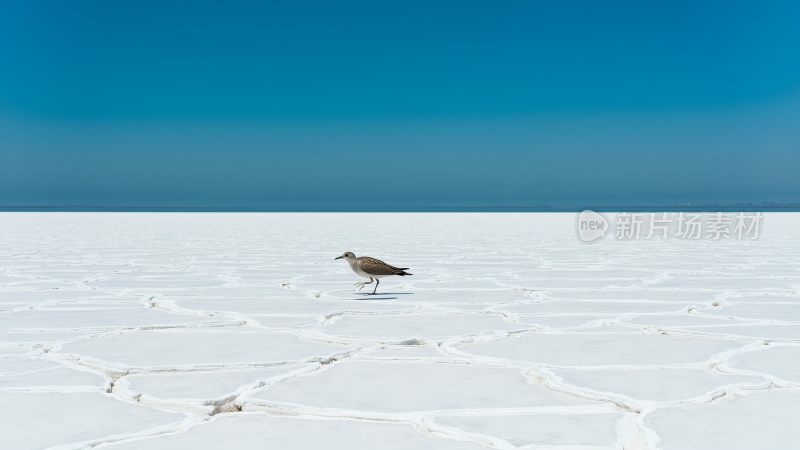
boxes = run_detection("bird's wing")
[357,257,406,275]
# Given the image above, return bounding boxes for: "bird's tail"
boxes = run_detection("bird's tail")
[397,268,412,276]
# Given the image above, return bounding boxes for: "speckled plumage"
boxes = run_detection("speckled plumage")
[354,256,411,276]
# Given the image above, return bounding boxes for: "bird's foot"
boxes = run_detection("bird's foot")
[354,282,366,291]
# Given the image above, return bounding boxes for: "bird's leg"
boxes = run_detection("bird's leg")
[372,278,380,295]
[355,277,374,291]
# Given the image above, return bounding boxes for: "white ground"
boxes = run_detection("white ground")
[1,212,799,450]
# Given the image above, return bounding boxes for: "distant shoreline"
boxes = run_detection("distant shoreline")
[2,205,799,213]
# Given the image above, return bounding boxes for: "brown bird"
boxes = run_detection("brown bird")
[335,252,412,294]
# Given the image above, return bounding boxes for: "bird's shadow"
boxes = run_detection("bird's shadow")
[345,292,414,301]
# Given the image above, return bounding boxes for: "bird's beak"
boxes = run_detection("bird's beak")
[335,256,343,260]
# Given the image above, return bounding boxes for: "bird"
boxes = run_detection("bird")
[335,252,412,294]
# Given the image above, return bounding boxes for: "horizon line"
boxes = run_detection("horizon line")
[2,203,799,213]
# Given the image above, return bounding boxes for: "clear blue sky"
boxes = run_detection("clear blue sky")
[1,1,799,210]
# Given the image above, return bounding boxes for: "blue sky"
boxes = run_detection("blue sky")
[1,1,799,209]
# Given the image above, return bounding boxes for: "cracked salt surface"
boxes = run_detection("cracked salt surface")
[1,212,799,449]
[60,330,348,368]
[505,301,689,314]
[645,390,800,450]
[710,303,800,321]
[460,332,739,366]
[123,365,302,395]
[249,360,597,414]
[321,313,521,340]
[0,308,223,330]
[107,414,489,450]
[0,392,186,450]
[434,413,622,448]
[729,346,800,383]
[0,365,105,390]
[551,368,763,402]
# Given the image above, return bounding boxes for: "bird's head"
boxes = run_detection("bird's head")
[335,251,356,261]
